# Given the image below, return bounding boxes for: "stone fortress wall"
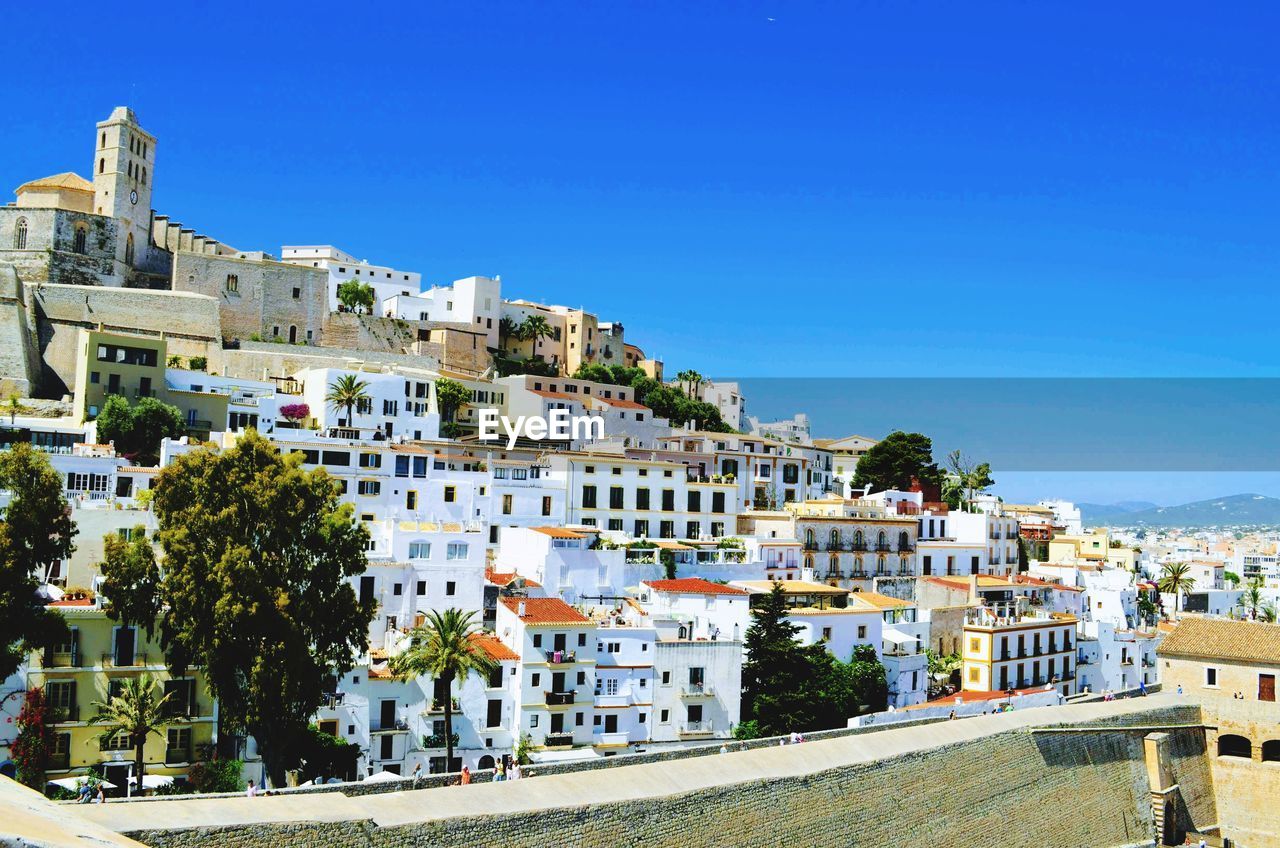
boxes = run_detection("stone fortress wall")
[68,698,1223,848]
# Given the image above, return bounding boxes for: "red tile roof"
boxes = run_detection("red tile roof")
[48,598,95,608]
[500,596,591,625]
[531,527,585,539]
[528,389,577,400]
[594,396,649,410]
[643,578,747,596]
[469,633,520,662]
[1012,574,1084,593]
[484,568,542,589]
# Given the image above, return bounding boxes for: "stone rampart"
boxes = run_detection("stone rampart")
[71,697,1216,848]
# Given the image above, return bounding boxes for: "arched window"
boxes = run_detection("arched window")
[100,131,106,148]
[1262,740,1280,762]
[877,555,886,574]
[98,157,105,174]
[73,226,87,255]
[804,528,815,548]
[898,531,909,550]
[1218,734,1251,758]
[877,530,887,550]
[13,218,27,249]
[141,166,147,185]
[829,554,839,574]
[830,529,840,549]
[477,755,495,770]
[128,162,133,179]
[124,233,135,265]
[853,530,864,550]
[803,554,813,571]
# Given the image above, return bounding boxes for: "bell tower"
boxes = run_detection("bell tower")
[92,107,155,273]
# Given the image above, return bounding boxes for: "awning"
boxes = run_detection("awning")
[362,770,405,783]
[528,748,602,764]
[882,629,920,646]
[652,540,693,551]
[48,777,118,791]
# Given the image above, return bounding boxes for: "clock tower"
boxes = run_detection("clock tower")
[92,106,155,275]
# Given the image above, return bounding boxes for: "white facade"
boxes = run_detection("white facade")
[280,245,422,313]
[385,276,502,349]
[294,367,441,441]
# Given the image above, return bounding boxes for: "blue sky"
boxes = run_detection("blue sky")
[5,3,1278,503]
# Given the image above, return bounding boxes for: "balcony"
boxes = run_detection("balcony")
[679,720,715,737]
[824,570,843,579]
[897,544,914,554]
[48,705,79,723]
[370,718,410,733]
[41,649,81,669]
[422,732,460,749]
[897,567,914,576]
[802,541,819,552]
[680,683,714,699]
[161,701,202,720]
[543,650,577,665]
[875,543,892,553]
[543,732,575,748]
[425,698,460,714]
[851,542,869,552]
[593,731,630,747]
[545,690,576,707]
[101,652,149,668]
[851,568,868,578]
[165,746,192,765]
[48,752,70,771]
[825,541,846,552]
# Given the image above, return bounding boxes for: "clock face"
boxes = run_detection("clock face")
[129,190,138,205]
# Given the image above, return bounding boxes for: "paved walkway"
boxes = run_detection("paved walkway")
[68,695,1182,836]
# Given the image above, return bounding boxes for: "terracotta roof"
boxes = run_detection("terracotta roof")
[484,568,541,589]
[732,580,849,595]
[118,466,159,474]
[49,597,95,608]
[925,575,1020,590]
[500,596,591,625]
[469,632,519,662]
[650,539,692,551]
[594,396,648,410]
[531,527,585,539]
[643,578,748,596]
[1012,574,1085,593]
[16,172,93,194]
[1156,617,1280,666]
[848,591,913,610]
[528,389,577,401]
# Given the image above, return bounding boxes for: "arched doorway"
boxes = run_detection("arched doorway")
[1262,740,1280,762]
[477,755,495,770]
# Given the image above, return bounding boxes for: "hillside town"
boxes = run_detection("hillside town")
[1,109,1277,825]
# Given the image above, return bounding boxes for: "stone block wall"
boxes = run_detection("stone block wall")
[0,264,41,394]
[172,251,327,344]
[0,207,120,287]
[122,704,1210,848]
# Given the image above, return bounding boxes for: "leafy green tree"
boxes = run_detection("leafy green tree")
[945,450,995,511]
[127,432,375,787]
[95,395,186,464]
[187,757,243,793]
[7,393,23,426]
[99,527,162,636]
[434,378,471,439]
[676,369,704,398]
[88,672,174,793]
[336,280,376,314]
[1157,562,1195,614]
[741,583,813,735]
[1239,579,1268,620]
[325,374,370,426]
[298,723,360,782]
[1223,570,1241,589]
[390,609,496,772]
[11,688,52,789]
[852,431,943,493]
[0,444,74,679]
[497,316,520,351]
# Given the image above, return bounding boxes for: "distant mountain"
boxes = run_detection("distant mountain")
[1079,501,1158,523]
[1084,494,1280,528]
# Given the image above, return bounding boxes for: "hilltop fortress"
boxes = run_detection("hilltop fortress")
[0,107,658,398]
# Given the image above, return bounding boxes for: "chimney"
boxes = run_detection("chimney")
[968,574,979,603]
[518,601,527,617]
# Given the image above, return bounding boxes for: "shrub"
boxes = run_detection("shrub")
[188,758,243,794]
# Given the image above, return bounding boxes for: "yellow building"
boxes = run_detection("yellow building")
[71,328,227,438]
[1047,531,1138,572]
[961,600,1078,697]
[28,600,215,791]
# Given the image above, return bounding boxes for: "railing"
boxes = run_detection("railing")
[165,746,192,765]
[48,705,78,722]
[802,541,819,552]
[824,570,843,579]
[422,732,460,749]
[681,683,714,698]
[101,652,148,668]
[48,753,70,771]
[544,732,575,747]
[897,544,914,553]
[825,541,845,552]
[851,542,869,552]
[42,650,80,669]
[322,692,346,709]
[680,720,714,735]
[425,698,460,713]
[544,650,576,665]
[851,568,868,578]
[370,718,410,732]
[545,690,575,706]
[162,701,201,719]
[875,543,892,552]
[593,731,630,747]
[897,568,913,576]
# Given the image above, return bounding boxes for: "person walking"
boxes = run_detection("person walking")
[509,761,522,781]
[460,765,471,786]
[1139,679,1148,697]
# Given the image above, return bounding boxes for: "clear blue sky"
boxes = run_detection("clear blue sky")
[5,3,1278,503]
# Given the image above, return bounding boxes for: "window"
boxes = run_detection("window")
[1205,667,1218,687]
[1218,734,1251,758]
[857,625,867,639]
[542,496,553,516]
[406,490,417,510]
[447,542,469,560]
[14,217,28,249]
[609,487,624,509]
[409,541,431,559]
[582,485,597,508]
[225,274,239,293]
[357,480,381,496]
[73,226,88,254]
[502,494,513,515]
[970,638,980,653]
[359,452,382,468]
[661,490,675,511]
[446,581,456,595]
[636,488,650,510]
[968,667,979,682]
[444,486,456,503]
[687,492,701,512]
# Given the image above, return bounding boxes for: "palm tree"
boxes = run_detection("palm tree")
[89,673,175,795]
[6,394,19,427]
[676,369,703,398]
[325,374,370,427]
[390,609,496,774]
[1240,580,1267,620]
[1157,562,1195,616]
[497,316,519,352]
[518,315,554,358]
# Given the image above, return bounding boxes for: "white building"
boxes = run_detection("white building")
[293,367,441,441]
[280,245,422,313]
[384,275,503,350]
[747,412,810,445]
